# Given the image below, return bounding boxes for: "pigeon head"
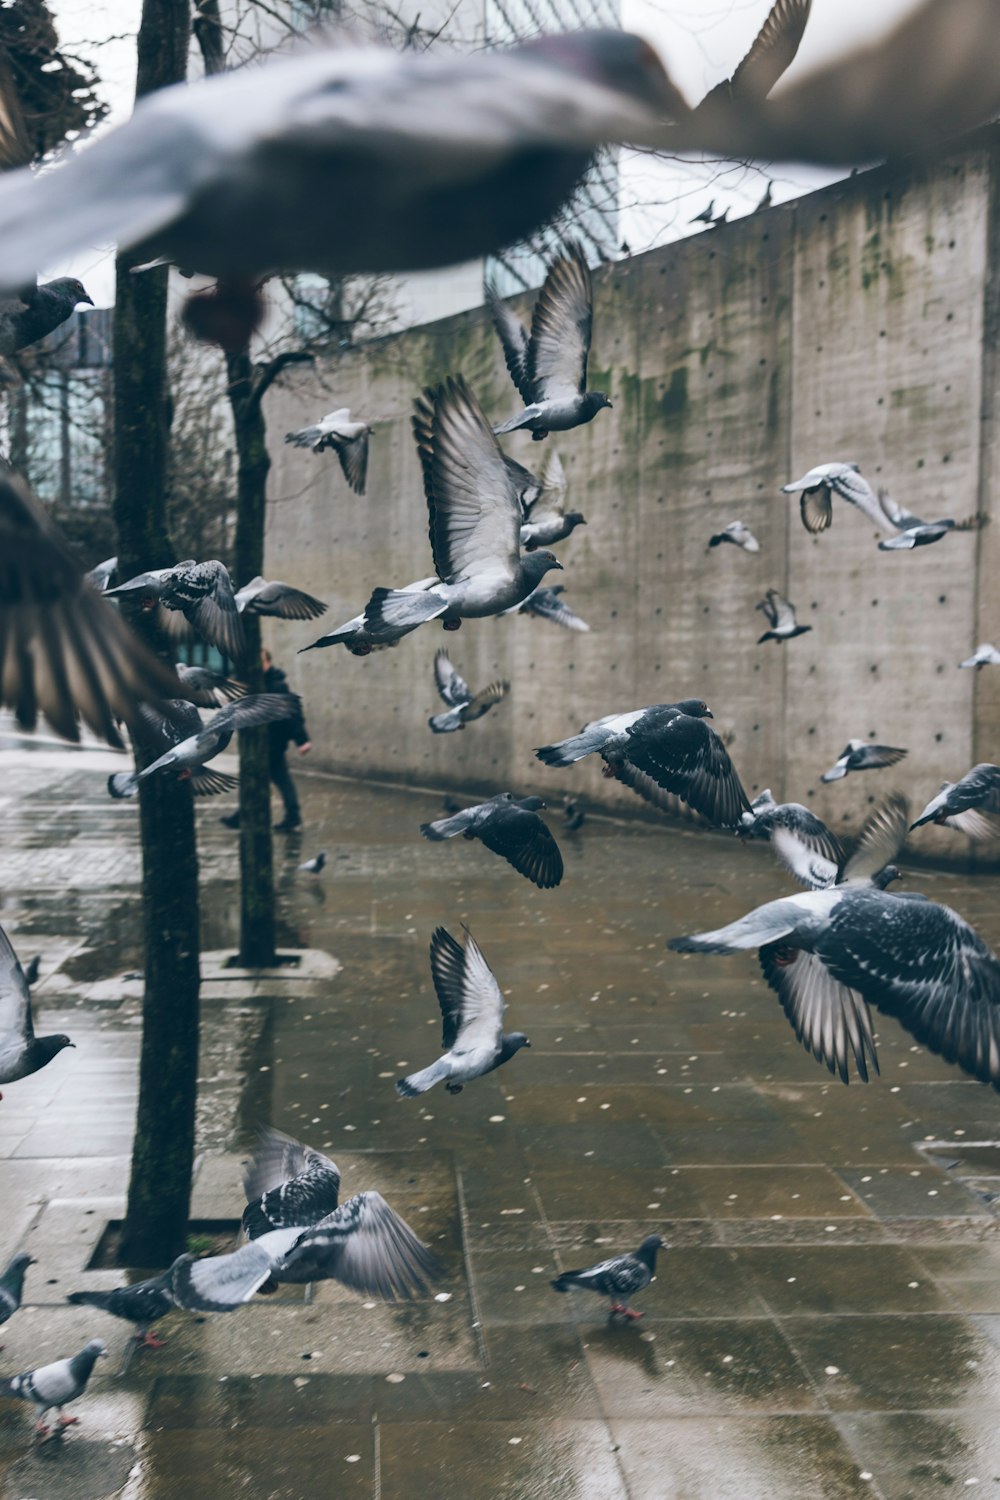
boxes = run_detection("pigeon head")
[873,864,902,890]
[567,512,587,527]
[507,1032,531,1053]
[675,698,713,720]
[49,276,94,307]
[514,795,546,812]
[636,1234,665,1267]
[523,550,563,581]
[37,1034,74,1064]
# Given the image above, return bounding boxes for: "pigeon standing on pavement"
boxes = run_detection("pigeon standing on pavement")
[429,651,510,734]
[0,1253,32,1345]
[66,1278,176,1350]
[285,409,374,495]
[420,793,564,888]
[551,1235,664,1319]
[105,558,244,658]
[489,242,611,441]
[708,520,760,553]
[0,1338,107,1435]
[107,694,301,799]
[821,739,907,782]
[519,451,586,549]
[0,277,93,356]
[960,644,1000,669]
[782,462,889,535]
[0,920,73,1101]
[397,926,530,1097]
[502,584,590,632]
[689,200,714,225]
[756,588,811,643]
[911,765,1000,841]
[298,852,327,876]
[234,576,327,620]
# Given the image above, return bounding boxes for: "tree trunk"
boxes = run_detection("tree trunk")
[114,0,198,1266]
[226,348,276,967]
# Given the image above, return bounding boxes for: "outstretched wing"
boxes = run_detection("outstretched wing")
[430,924,505,1053]
[162,560,244,659]
[433,649,470,708]
[528,242,592,401]
[205,692,300,736]
[724,0,813,104]
[335,432,370,496]
[800,486,832,534]
[840,794,908,885]
[278,1191,437,1300]
[624,709,751,829]
[169,1228,303,1312]
[486,284,534,404]
[242,1127,341,1238]
[0,921,32,1061]
[478,805,564,888]
[759,941,878,1084]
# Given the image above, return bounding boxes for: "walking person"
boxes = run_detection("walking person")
[221,649,311,832]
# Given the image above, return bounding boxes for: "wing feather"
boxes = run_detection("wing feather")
[528,242,592,402]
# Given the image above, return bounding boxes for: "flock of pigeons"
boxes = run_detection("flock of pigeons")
[1,0,1000,1443]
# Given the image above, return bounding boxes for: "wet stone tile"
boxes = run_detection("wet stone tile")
[734,1244,949,1316]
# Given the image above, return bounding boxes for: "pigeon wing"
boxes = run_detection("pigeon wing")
[840,793,908,885]
[242,1127,341,1236]
[478,803,564,888]
[726,0,813,104]
[528,242,592,401]
[625,710,752,829]
[799,485,833,534]
[759,940,878,1084]
[335,431,370,496]
[486,284,534,404]
[768,824,840,890]
[831,467,892,530]
[0,921,33,1066]
[429,924,505,1053]
[163,560,244,659]
[237,579,327,620]
[864,744,908,770]
[279,1191,437,1300]
[460,679,509,722]
[422,377,521,584]
[765,590,797,630]
[433,650,471,708]
[518,586,590,631]
[205,692,301,736]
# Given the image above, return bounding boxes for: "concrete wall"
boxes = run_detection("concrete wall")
[263,130,1000,858]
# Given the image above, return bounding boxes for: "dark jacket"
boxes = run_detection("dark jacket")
[264,665,309,753]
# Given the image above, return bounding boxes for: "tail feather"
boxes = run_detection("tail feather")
[108,771,139,799]
[535,729,607,767]
[66,1290,114,1310]
[550,1271,587,1293]
[396,1060,450,1097]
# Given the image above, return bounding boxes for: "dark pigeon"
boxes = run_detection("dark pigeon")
[821,738,907,783]
[0,277,93,356]
[106,558,244,658]
[0,1253,32,1344]
[241,1127,341,1239]
[756,588,811,643]
[0,920,73,1100]
[397,925,530,1097]
[0,1338,106,1435]
[429,650,509,734]
[66,1278,175,1349]
[709,520,759,552]
[551,1235,664,1319]
[420,792,564,888]
[690,200,715,224]
[108,694,300,799]
[911,764,1000,841]
[299,578,440,657]
[21,955,40,987]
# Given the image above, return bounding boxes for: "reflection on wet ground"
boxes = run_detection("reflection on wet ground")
[2,742,1000,1498]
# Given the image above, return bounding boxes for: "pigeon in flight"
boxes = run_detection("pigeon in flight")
[0,475,177,745]
[740,790,846,888]
[821,739,907,783]
[299,578,442,657]
[875,489,958,550]
[108,694,300,799]
[537,700,751,829]
[756,588,811,644]
[782,463,889,535]
[0,1253,32,1346]
[84,556,117,593]
[397,925,530,1096]
[551,1235,664,1319]
[1,1338,107,1435]
[174,663,247,707]
[234,575,327,621]
[0,920,73,1100]
[298,852,327,875]
[108,700,235,799]
[285,409,373,495]
[503,584,590,632]
[242,1128,341,1238]
[709,520,759,553]
[105,558,244,659]
[490,242,611,441]
[0,277,93,357]
[355,378,563,641]
[692,0,813,118]
[429,650,509,734]
[519,451,586,550]
[420,793,564,888]
[669,876,1000,1090]
[767,794,907,895]
[911,765,1000,841]
[961,644,1000,669]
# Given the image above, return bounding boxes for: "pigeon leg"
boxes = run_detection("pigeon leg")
[348,644,372,657]
[34,1419,49,1436]
[138,1329,166,1349]
[609,1301,625,1315]
[56,1414,79,1428]
[621,1307,644,1321]
[601,763,619,780]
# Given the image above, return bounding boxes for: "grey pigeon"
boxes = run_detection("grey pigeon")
[105,558,244,658]
[821,738,907,783]
[0,33,685,289]
[285,409,373,495]
[490,242,611,441]
[420,792,563,888]
[740,789,846,887]
[242,1128,341,1238]
[712,206,730,226]
[429,650,509,734]
[782,462,889,535]
[551,1235,663,1319]
[709,520,759,553]
[536,700,751,829]
[764,794,907,897]
[0,920,73,1100]
[911,764,1000,841]
[669,879,1000,1090]
[519,451,586,549]
[175,663,247,707]
[84,556,117,593]
[504,453,544,513]
[0,1253,32,1344]
[298,852,327,875]
[692,0,812,117]
[397,925,530,1097]
[1,1338,106,1435]
[234,575,327,621]
[0,277,92,356]
[505,583,590,632]
[108,699,236,800]
[756,588,811,644]
[300,578,440,657]
[875,488,957,550]
[107,693,300,799]
[66,1278,175,1349]
[0,475,176,744]
[358,378,563,641]
[961,643,1000,669]
[689,199,714,225]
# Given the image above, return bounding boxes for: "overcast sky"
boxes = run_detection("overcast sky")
[47,0,924,301]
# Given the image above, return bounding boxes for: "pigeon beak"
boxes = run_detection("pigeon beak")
[67,1042,76,1049]
[524,1040,532,1048]
[703,709,714,719]
[81,293,95,306]
[552,559,564,570]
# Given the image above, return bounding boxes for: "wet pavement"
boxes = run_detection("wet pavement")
[2,731,1000,1498]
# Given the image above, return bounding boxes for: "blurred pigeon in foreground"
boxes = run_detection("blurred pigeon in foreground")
[105,558,244,658]
[108,694,299,799]
[84,556,117,593]
[300,578,440,656]
[911,764,1000,841]
[709,520,759,553]
[490,242,610,441]
[503,583,590,632]
[0,277,92,356]
[429,650,509,734]
[242,1128,341,1238]
[235,576,327,621]
[537,699,751,829]
[298,852,327,875]
[420,793,563,887]
[66,1278,175,1350]
[175,663,246,707]
[0,1253,32,1345]
[519,451,586,549]
[756,588,811,644]
[960,643,1000,669]
[0,920,73,1100]
[397,925,530,1096]
[285,409,373,495]
[0,476,176,744]
[782,462,888,534]
[821,739,907,783]
[551,1235,664,1319]
[669,880,1000,1089]
[1,1338,106,1434]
